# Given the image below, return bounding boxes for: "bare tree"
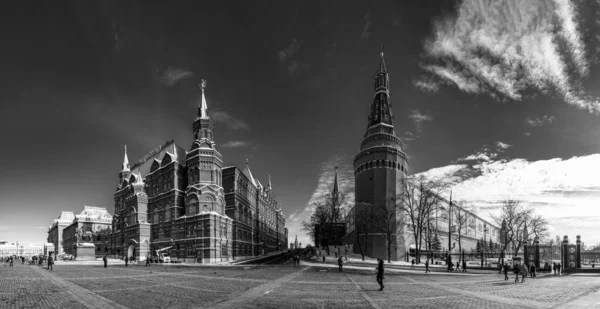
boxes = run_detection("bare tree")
[396,176,446,263]
[528,215,549,243]
[452,201,472,264]
[353,202,374,261]
[301,192,349,250]
[371,198,398,263]
[492,200,533,260]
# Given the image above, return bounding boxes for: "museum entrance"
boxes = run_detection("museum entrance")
[127,245,136,261]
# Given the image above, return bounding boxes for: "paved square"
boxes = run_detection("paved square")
[1,262,600,308]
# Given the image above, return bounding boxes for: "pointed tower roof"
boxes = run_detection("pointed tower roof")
[243,158,257,187]
[332,167,339,195]
[122,145,130,172]
[199,79,209,119]
[379,46,387,73]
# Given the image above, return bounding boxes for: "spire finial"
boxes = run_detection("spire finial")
[381,44,384,57]
[122,145,130,172]
[333,166,339,195]
[379,46,387,72]
[245,158,249,165]
[199,79,209,119]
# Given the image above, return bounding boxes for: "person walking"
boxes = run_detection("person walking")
[462,260,467,273]
[553,262,557,275]
[338,256,343,272]
[322,255,325,263]
[513,264,520,282]
[9,256,13,267]
[530,262,536,278]
[103,254,108,268]
[376,258,385,291]
[425,260,431,273]
[557,263,561,275]
[47,256,53,271]
[125,256,128,267]
[520,263,527,283]
[503,263,509,281]
[411,259,415,270]
[145,255,151,267]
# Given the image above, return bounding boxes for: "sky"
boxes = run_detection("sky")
[2,0,600,248]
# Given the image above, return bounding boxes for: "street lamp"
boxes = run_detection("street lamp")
[483,223,488,267]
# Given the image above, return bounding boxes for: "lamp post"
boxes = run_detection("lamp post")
[483,223,488,267]
[447,191,452,266]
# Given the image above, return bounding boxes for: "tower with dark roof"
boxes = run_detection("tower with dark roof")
[352,50,409,260]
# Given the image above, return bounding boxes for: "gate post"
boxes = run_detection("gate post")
[534,239,540,269]
[524,244,529,266]
[576,235,581,268]
[562,235,569,273]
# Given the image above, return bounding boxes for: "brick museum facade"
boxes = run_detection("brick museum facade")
[107,81,287,263]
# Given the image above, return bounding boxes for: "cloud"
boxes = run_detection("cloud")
[524,132,532,137]
[417,0,600,113]
[408,109,433,131]
[456,143,506,163]
[526,115,556,127]
[417,153,600,244]
[496,141,511,151]
[159,66,195,87]
[278,39,309,78]
[210,111,250,130]
[402,131,417,141]
[221,141,250,148]
[413,79,440,93]
[278,38,302,64]
[361,11,372,40]
[286,154,355,246]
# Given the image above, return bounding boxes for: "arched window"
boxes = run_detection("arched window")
[188,199,198,215]
[165,205,171,221]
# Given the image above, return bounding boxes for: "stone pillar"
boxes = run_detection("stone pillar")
[562,235,569,273]
[524,244,529,266]
[534,239,540,269]
[576,235,581,269]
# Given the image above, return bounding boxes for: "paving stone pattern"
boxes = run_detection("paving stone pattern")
[2,262,600,308]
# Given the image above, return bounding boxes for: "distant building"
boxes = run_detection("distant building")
[62,206,113,257]
[47,211,75,256]
[314,168,346,255]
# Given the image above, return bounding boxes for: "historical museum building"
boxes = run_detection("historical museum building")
[106,81,287,263]
[344,52,499,261]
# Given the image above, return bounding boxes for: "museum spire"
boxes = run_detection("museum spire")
[122,145,130,172]
[198,79,209,119]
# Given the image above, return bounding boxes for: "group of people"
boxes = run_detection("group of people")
[502,261,560,282]
[2,255,53,270]
[291,255,301,265]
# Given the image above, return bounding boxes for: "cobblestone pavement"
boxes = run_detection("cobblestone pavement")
[2,262,600,308]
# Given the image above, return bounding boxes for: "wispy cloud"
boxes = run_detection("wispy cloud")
[418,153,600,244]
[416,0,600,113]
[286,154,355,246]
[361,11,372,40]
[159,66,195,87]
[278,38,302,64]
[408,109,433,131]
[524,132,532,137]
[496,141,511,151]
[278,38,309,79]
[211,111,250,130]
[526,115,556,127]
[221,141,250,148]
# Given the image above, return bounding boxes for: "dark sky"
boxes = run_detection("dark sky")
[3,0,600,246]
